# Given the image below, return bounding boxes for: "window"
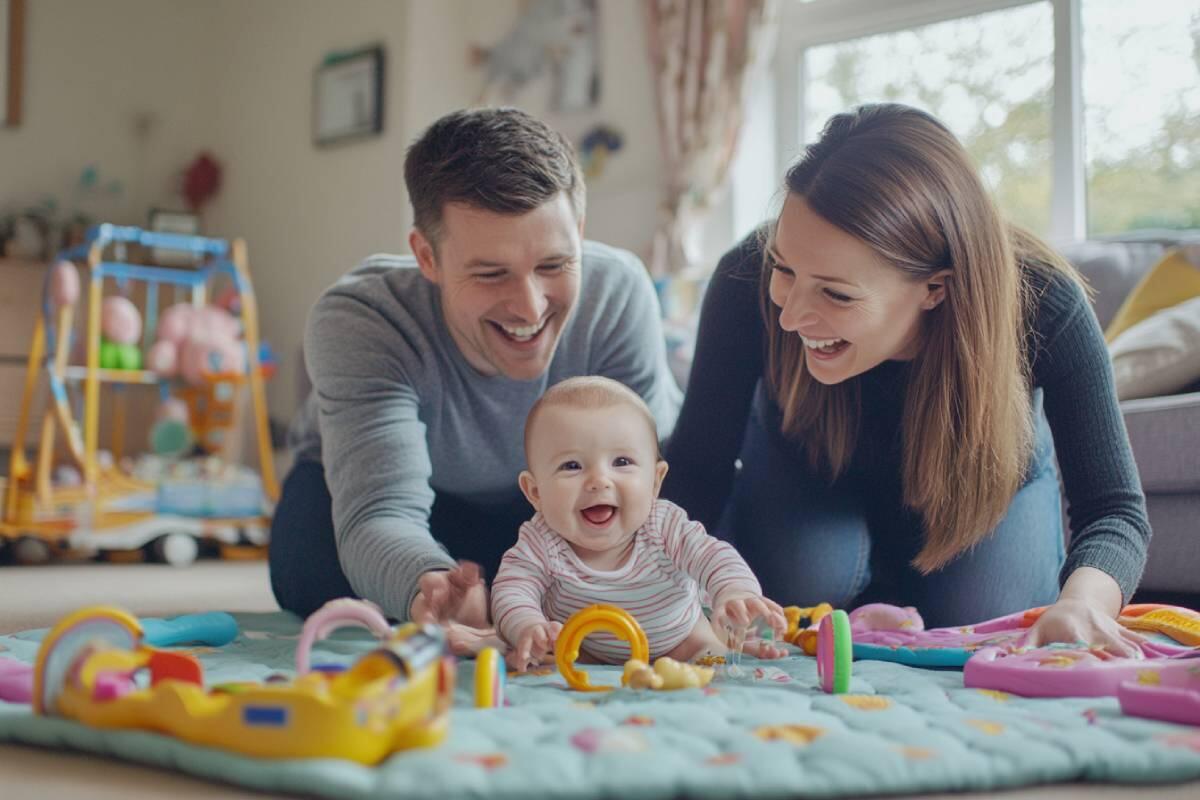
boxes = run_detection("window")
[804,3,1054,235]
[1082,0,1200,235]
[764,0,1200,241]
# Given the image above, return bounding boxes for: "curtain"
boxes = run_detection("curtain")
[644,0,777,277]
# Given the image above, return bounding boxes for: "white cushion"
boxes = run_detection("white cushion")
[1109,294,1200,401]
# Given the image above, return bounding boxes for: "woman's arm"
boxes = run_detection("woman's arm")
[1026,271,1151,653]
[660,233,769,530]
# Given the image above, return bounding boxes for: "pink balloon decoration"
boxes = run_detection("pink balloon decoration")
[101,296,142,345]
[146,339,179,376]
[49,261,80,306]
[156,303,195,345]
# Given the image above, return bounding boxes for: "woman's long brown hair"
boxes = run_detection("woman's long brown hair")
[763,104,1080,572]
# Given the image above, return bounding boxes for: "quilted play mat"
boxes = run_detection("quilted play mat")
[2,610,1200,799]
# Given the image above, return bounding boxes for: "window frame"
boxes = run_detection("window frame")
[772,0,1085,242]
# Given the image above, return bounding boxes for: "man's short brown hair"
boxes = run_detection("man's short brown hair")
[404,107,585,247]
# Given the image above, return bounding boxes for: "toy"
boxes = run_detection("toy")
[1118,659,1200,726]
[2,224,278,565]
[555,604,650,692]
[33,605,456,764]
[622,657,714,690]
[475,647,506,707]
[817,609,852,694]
[783,602,833,655]
[963,644,1199,698]
[850,603,1200,668]
[0,611,239,704]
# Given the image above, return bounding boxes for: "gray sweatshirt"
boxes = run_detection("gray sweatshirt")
[289,241,682,621]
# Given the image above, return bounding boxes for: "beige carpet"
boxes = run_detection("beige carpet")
[0,560,1196,800]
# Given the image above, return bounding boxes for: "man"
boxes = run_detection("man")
[270,107,680,631]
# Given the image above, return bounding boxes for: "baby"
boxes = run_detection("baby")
[492,376,788,672]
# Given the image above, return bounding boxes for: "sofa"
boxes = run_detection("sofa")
[1059,234,1200,597]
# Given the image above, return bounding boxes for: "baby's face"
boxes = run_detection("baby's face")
[521,403,667,561]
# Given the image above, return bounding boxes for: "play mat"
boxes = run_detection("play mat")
[2,610,1199,800]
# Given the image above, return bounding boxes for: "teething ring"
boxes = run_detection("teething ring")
[475,647,505,708]
[554,604,648,692]
[34,606,143,715]
[296,599,392,675]
[817,609,852,694]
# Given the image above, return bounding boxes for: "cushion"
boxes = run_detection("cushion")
[1104,248,1200,342]
[1109,295,1200,401]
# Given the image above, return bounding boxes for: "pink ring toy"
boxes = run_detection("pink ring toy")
[295,599,392,675]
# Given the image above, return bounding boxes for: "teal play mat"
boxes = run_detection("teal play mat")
[2,611,1199,799]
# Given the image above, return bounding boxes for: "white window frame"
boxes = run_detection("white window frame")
[771,0,1085,243]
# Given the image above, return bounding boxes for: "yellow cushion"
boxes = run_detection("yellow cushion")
[1105,248,1200,343]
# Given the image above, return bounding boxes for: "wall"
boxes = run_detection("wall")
[0,0,220,231]
[3,0,664,425]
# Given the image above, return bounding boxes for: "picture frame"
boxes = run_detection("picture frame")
[313,45,385,147]
[2,0,25,127]
[148,208,201,266]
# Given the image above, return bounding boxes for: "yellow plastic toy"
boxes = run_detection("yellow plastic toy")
[2,225,278,565]
[1118,605,1200,647]
[33,606,456,764]
[784,603,833,655]
[622,658,715,690]
[554,604,649,692]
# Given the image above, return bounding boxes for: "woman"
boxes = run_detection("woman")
[662,104,1149,653]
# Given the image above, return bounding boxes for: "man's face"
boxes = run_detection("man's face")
[411,194,583,381]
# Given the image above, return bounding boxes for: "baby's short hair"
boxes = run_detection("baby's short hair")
[524,376,661,460]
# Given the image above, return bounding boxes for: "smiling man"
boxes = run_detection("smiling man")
[270,108,680,628]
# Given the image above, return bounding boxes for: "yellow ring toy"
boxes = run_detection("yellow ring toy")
[474,647,505,708]
[33,606,143,715]
[554,604,648,692]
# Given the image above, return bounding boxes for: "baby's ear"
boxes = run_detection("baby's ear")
[652,460,669,497]
[518,470,541,509]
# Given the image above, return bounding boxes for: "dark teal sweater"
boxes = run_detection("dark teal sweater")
[662,234,1150,601]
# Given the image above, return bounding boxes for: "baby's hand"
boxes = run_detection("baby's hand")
[713,592,787,640]
[507,621,563,672]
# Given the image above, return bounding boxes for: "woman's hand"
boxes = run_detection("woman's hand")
[1024,566,1143,657]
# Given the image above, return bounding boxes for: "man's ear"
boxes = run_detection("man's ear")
[922,269,952,310]
[652,459,669,498]
[576,213,586,239]
[518,470,541,510]
[410,228,440,284]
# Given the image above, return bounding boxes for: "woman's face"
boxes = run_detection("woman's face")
[767,194,948,385]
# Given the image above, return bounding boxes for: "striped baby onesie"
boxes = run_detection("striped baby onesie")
[491,498,762,663]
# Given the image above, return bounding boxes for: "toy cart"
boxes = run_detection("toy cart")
[1,224,279,565]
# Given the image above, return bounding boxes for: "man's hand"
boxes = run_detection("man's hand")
[506,620,562,672]
[712,591,787,639]
[409,561,490,629]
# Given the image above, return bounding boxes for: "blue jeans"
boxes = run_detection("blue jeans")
[718,388,1065,628]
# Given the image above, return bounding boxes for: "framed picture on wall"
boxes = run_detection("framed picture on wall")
[313,45,385,147]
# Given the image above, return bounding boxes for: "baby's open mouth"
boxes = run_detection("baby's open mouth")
[580,505,616,526]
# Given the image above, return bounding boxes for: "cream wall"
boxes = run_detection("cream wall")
[0,0,220,229]
[3,0,664,425]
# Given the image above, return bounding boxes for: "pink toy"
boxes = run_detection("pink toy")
[101,296,142,345]
[179,336,245,385]
[964,645,1198,699]
[146,339,179,375]
[156,303,195,346]
[0,656,33,703]
[49,260,80,306]
[1118,661,1200,726]
[295,598,393,675]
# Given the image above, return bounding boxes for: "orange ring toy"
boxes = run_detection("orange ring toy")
[554,604,648,692]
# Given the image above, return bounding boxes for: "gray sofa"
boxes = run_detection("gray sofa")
[1059,234,1200,597]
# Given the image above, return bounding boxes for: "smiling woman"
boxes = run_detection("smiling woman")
[663,103,1151,657]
